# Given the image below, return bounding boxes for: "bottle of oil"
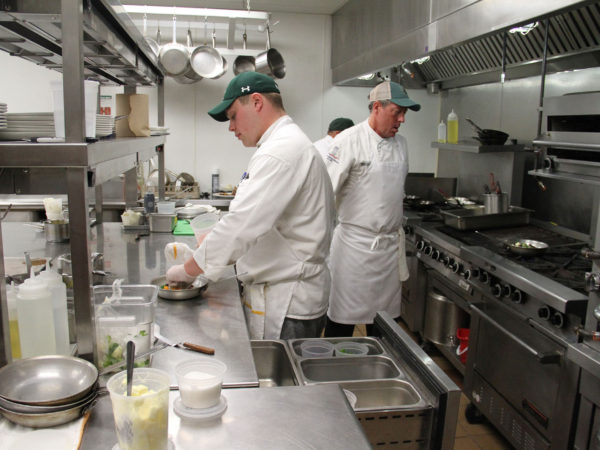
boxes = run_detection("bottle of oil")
[447,109,458,144]
[7,283,21,359]
[437,121,447,143]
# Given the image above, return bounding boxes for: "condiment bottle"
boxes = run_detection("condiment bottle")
[447,109,458,144]
[37,269,70,355]
[437,121,447,143]
[7,283,21,359]
[16,269,56,357]
[212,168,220,195]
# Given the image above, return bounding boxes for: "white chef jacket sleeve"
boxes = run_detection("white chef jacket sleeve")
[325,139,355,196]
[192,154,300,278]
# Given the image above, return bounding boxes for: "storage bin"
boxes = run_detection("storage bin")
[423,290,468,346]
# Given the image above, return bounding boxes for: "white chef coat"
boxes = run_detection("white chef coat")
[193,115,335,338]
[313,134,333,161]
[326,119,408,324]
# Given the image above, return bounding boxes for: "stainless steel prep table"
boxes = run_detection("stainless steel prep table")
[1,221,258,388]
[81,384,370,450]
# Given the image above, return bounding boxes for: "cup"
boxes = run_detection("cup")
[157,201,176,215]
[106,368,170,450]
[482,193,508,214]
[334,341,369,357]
[300,339,334,358]
[175,358,227,409]
[190,212,219,245]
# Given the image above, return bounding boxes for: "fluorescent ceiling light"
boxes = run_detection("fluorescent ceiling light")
[122,4,269,21]
[509,22,539,36]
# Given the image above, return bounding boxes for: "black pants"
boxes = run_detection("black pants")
[324,318,375,337]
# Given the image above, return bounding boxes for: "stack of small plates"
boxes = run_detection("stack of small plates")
[0,103,6,130]
[96,114,115,137]
[0,112,55,140]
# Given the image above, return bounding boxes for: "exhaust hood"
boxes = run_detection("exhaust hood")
[332,0,600,89]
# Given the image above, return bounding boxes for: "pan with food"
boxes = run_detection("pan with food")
[152,276,208,300]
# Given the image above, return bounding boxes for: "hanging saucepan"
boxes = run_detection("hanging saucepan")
[142,15,160,56]
[158,16,190,77]
[233,31,256,75]
[466,118,508,145]
[209,30,228,79]
[189,22,224,79]
[173,27,203,85]
[255,23,285,79]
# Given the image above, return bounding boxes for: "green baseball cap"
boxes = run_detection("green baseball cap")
[208,72,281,122]
[369,81,421,111]
[328,117,354,132]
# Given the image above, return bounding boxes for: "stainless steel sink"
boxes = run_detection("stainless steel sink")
[339,380,425,411]
[251,340,299,387]
[299,356,402,383]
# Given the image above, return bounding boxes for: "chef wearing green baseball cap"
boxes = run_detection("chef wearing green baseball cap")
[167,72,335,340]
[313,117,355,161]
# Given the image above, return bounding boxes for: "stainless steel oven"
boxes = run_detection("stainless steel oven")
[465,300,580,449]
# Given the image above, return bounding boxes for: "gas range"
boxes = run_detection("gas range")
[413,221,590,341]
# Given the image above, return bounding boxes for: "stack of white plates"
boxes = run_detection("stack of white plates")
[0,103,6,130]
[96,114,115,137]
[150,126,169,136]
[0,112,55,140]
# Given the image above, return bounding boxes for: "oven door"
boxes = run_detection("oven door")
[466,301,579,449]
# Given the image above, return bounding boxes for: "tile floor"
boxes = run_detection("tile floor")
[353,322,514,449]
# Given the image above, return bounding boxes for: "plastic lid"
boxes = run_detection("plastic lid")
[173,394,227,421]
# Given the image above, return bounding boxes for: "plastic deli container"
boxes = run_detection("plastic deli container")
[334,341,369,357]
[190,212,219,245]
[175,358,227,409]
[300,340,334,358]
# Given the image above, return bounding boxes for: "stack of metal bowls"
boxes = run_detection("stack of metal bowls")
[0,356,98,427]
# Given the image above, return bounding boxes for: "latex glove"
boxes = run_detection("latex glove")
[164,242,194,266]
[166,264,197,284]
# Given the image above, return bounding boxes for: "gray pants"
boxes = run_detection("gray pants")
[279,314,326,340]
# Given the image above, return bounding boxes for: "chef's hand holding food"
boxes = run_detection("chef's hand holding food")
[164,242,194,266]
[166,262,200,283]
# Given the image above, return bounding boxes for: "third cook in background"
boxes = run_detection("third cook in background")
[167,72,334,340]
[313,117,355,161]
[324,81,421,337]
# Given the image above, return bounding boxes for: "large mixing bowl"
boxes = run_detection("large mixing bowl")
[0,355,98,406]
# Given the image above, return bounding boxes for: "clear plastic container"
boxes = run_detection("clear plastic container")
[93,284,157,370]
[156,201,176,214]
[7,283,21,359]
[437,120,447,143]
[175,358,227,409]
[17,273,56,358]
[300,340,334,358]
[51,80,99,139]
[334,341,369,357]
[37,269,70,355]
[107,368,170,450]
[190,212,219,245]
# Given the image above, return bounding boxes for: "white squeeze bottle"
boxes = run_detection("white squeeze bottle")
[16,269,56,358]
[7,283,21,359]
[37,269,70,355]
[447,109,458,144]
[437,121,447,143]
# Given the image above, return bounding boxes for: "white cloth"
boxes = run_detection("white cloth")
[193,115,335,338]
[326,119,409,324]
[313,134,333,161]
[164,242,194,267]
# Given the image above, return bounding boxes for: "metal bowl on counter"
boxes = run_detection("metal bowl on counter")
[152,275,208,300]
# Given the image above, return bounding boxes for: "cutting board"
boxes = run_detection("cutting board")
[172,219,194,235]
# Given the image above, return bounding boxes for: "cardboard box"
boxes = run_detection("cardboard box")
[116,94,150,137]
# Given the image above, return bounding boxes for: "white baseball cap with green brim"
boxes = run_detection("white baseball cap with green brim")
[368,81,421,111]
[208,72,281,122]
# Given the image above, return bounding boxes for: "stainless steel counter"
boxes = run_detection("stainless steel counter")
[81,384,370,450]
[1,222,258,388]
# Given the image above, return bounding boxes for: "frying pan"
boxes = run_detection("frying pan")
[255,24,285,79]
[173,28,203,85]
[466,118,508,145]
[189,24,223,79]
[474,231,548,255]
[158,16,190,77]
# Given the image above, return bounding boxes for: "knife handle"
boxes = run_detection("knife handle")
[182,342,215,355]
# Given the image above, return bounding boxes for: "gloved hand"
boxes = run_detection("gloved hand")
[166,264,197,284]
[164,242,194,266]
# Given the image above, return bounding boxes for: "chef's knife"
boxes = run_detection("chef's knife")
[154,328,215,355]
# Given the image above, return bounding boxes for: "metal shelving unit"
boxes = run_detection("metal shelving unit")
[431,141,526,153]
[0,0,166,366]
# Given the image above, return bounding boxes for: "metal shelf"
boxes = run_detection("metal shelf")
[432,141,526,153]
[0,0,163,85]
[528,168,600,187]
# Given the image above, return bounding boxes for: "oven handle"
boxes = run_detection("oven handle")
[470,305,562,365]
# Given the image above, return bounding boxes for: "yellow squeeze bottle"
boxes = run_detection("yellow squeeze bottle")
[447,109,458,144]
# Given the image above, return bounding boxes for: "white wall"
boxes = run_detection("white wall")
[0,11,440,192]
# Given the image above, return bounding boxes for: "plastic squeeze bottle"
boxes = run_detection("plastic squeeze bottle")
[447,109,458,144]
[16,269,56,357]
[7,283,21,359]
[37,269,70,355]
[437,121,447,143]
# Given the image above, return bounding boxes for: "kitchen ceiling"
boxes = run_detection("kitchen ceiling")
[122,0,349,15]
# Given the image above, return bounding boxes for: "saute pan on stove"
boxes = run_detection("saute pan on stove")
[475,231,548,256]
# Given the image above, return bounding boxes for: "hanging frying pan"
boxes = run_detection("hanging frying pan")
[233,31,256,75]
[173,27,203,85]
[209,30,228,79]
[189,22,223,79]
[255,23,285,79]
[158,16,190,77]
[142,15,160,56]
